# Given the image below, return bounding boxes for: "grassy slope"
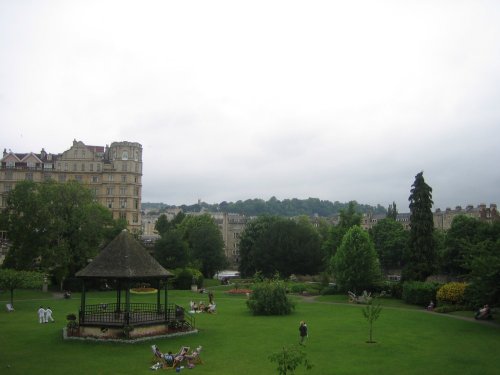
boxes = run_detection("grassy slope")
[0,289,499,375]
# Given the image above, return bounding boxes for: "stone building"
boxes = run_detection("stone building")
[0,139,143,233]
[142,210,248,267]
[433,204,499,230]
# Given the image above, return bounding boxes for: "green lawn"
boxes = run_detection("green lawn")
[1,288,499,375]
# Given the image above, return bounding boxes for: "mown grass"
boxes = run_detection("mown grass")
[1,288,499,375]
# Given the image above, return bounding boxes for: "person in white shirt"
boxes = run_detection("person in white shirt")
[45,306,55,323]
[38,306,46,323]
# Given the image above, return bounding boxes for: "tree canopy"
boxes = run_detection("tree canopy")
[403,172,436,281]
[331,226,382,292]
[238,215,323,278]
[1,181,125,285]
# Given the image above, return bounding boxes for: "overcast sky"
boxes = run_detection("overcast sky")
[1,0,499,212]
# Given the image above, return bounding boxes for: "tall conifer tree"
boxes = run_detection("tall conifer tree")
[403,172,436,281]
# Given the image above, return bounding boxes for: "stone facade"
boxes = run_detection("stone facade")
[433,204,499,230]
[0,139,143,233]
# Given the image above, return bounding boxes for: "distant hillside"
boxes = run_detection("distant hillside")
[142,197,387,217]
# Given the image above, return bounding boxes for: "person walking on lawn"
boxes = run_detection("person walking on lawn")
[299,321,308,345]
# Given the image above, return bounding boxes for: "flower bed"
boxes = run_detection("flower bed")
[130,288,158,294]
[226,289,253,295]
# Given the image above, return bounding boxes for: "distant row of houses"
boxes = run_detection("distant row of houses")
[142,203,499,267]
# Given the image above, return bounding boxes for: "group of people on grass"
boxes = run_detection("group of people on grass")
[37,306,55,323]
[153,344,202,369]
[189,300,216,314]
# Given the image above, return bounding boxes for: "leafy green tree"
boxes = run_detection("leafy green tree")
[465,239,500,307]
[179,214,227,278]
[2,181,118,286]
[322,201,362,260]
[0,269,44,307]
[387,201,398,220]
[154,214,170,236]
[269,345,313,375]
[332,226,382,292]
[440,215,484,276]
[238,216,323,278]
[369,218,408,271]
[153,229,189,269]
[403,172,436,281]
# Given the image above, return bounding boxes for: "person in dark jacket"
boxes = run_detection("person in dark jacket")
[299,321,308,345]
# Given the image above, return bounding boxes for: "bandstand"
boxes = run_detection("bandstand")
[73,230,194,340]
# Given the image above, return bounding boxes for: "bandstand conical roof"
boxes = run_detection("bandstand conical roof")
[75,230,172,279]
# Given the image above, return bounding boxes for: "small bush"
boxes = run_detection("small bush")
[247,278,295,315]
[320,285,338,295]
[402,281,440,306]
[289,283,307,294]
[437,282,467,305]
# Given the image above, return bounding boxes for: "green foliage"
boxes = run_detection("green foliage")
[369,218,408,271]
[402,281,440,306]
[177,197,386,217]
[171,268,204,290]
[403,172,436,281]
[436,282,467,305]
[179,214,227,278]
[331,226,382,293]
[2,181,118,284]
[269,345,313,375]
[463,239,500,307]
[362,299,382,343]
[322,201,362,261]
[153,229,189,269]
[238,215,323,278]
[247,278,295,315]
[0,268,44,306]
[387,201,398,220]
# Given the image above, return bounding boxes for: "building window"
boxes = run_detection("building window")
[25,172,33,181]
[134,187,139,196]
[64,163,68,171]
[91,187,99,197]
[6,160,15,168]
[89,164,94,171]
[119,212,127,221]
[107,198,114,208]
[121,163,127,172]
[106,187,114,195]
[4,184,12,192]
[92,176,99,183]
[133,214,138,223]
[96,164,101,172]
[75,175,83,182]
[108,174,114,182]
[5,170,13,180]
[122,151,128,160]
[73,163,77,172]
[27,161,36,169]
[43,174,52,181]
[120,198,127,208]
[58,174,66,182]
[81,163,85,171]
[121,175,126,183]
[120,186,127,195]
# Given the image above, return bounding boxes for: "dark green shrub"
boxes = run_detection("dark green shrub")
[247,278,295,315]
[172,268,204,290]
[402,281,440,306]
[289,283,307,294]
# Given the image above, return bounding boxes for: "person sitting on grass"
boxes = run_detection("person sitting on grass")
[475,304,492,320]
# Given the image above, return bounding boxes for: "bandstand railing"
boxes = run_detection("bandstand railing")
[79,303,195,329]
